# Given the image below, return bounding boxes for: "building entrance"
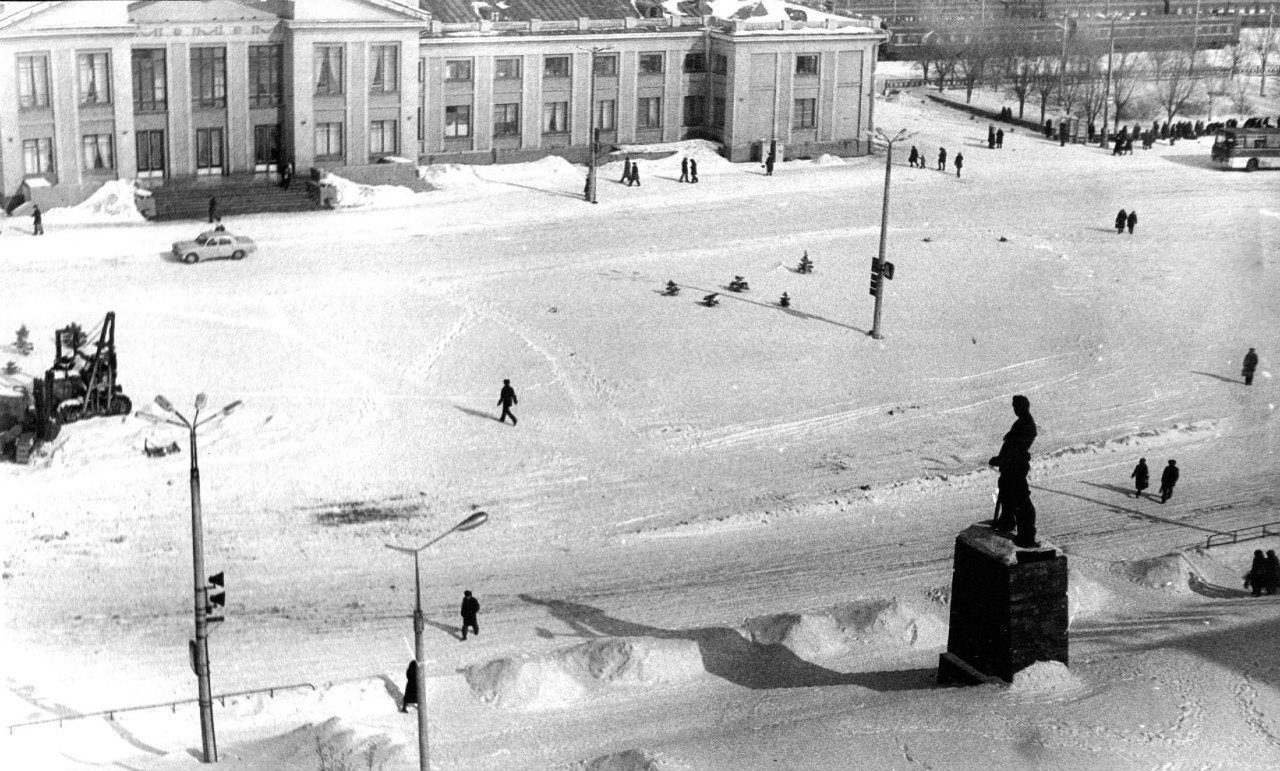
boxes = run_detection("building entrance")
[254,124,280,173]
[136,130,166,179]
[195,127,225,176]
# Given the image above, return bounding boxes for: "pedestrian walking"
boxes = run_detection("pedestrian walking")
[937,147,947,171]
[1130,458,1149,498]
[988,124,996,150]
[1158,459,1179,503]
[1126,210,1137,234]
[954,153,964,178]
[32,204,43,236]
[208,196,218,224]
[460,590,480,640]
[1242,347,1259,386]
[689,158,699,183]
[679,156,690,183]
[1265,550,1280,595]
[399,660,418,712]
[279,159,293,189]
[996,128,1004,148]
[908,146,919,168]
[764,153,775,176]
[1246,550,1267,596]
[1044,119,1053,139]
[630,162,641,186]
[1059,120,1068,147]
[1115,208,1127,234]
[620,157,632,184]
[497,378,518,425]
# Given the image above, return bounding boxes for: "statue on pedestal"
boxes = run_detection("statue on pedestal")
[989,394,1038,548]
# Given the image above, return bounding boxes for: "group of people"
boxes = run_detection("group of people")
[986,124,1005,149]
[1114,209,1138,234]
[1128,458,1180,503]
[1246,551,1280,596]
[678,156,700,183]
[400,590,481,712]
[906,146,963,177]
[619,157,642,186]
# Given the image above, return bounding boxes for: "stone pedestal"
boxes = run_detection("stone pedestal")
[937,523,1068,685]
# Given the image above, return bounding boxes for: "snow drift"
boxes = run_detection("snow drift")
[737,599,946,661]
[44,180,145,224]
[320,172,429,209]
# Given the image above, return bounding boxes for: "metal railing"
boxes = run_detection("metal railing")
[1205,521,1280,549]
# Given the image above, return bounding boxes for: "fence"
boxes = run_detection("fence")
[1204,521,1280,549]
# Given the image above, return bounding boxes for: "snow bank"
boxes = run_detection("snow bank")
[320,172,428,209]
[569,748,671,771]
[225,716,408,769]
[1114,552,1197,594]
[1066,567,1113,625]
[1008,661,1085,696]
[463,637,704,710]
[44,180,145,224]
[737,599,946,660]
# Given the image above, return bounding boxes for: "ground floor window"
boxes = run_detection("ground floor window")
[793,98,816,130]
[444,106,471,138]
[494,103,520,136]
[595,99,616,131]
[370,119,398,155]
[712,97,726,128]
[683,95,705,128]
[315,122,343,159]
[81,133,115,170]
[637,97,662,129]
[543,101,569,134]
[23,137,54,175]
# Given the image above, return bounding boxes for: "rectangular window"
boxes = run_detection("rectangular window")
[18,54,51,109]
[796,54,819,76]
[370,119,398,155]
[370,44,398,92]
[683,95,705,127]
[22,137,54,175]
[639,53,664,75]
[596,99,616,131]
[494,103,520,136]
[315,121,343,158]
[444,105,471,138]
[248,44,281,108]
[637,96,662,129]
[683,53,705,73]
[81,133,115,170]
[543,55,570,79]
[77,52,112,105]
[315,45,344,95]
[191,47,227,108]
[712,96,726,128]
[712,53,728,75]
[132,49,167,111]
[793,97,816,129]
[495,57,521,79]
[445,59,471,81]
[542,101,569,134]
[593,54,617,76]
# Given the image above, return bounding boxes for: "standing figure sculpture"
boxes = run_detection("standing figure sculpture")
[989,395,1039,547]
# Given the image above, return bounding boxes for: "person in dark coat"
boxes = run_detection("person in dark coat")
[990,395,1038,547]
[1115,209,1128,234]
[497,379,518,425]
[279,159,293,189]
[630,162,641,186]
[1130,458,1149,498]
[1044,119,1053,139]
[32,204,43,236]
[1265,550,1280,595]
[1158,459,1179,503]
[996,128,1004,148]
[689,158,699,183]
[400,660,418,712]
[937,147,947,171]
[679,156,690,183]
[620,157,632,184]
[1126,210,1137,234]
[1242,347,1259,385]
[1059,120,1068,147]
[460,590,480,640]
[954,152,964,178]
[988,124,996,149]
[208,196,218,224]
[908,146,919,168]
[1247,550,1267,596]
[764,153,775,176]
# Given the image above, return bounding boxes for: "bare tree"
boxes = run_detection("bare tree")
[1006,56,1038,119]
[955,28,999,103]
[1057,56,1085,118]
[1151,49,1199,123]
[1033,58,1057,125]
[1109,48,1141,130]
[1075,52,1106,131]
[1252,9,1278,96]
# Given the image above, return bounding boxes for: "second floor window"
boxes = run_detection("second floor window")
[132,49,166,111]
[444,105,471,138]
[713,53,728,75]
[82,133,115,170]
[593,54,617,76]
[18,54,50,109]
[543,55,570,79]
[793,98,816,129]
[494,103,520,136]
[796,54,819,76]
[683,53,705,73]
[445,59,471,81]
[191,47,226,108]
[495,57,521,79]
[77,52,112,105]
[543,101,568,134]
[315,45,343,95]
[637,96,662,129]
[371,44,398,92]
[249,45,281,108]
[639,53,663,75]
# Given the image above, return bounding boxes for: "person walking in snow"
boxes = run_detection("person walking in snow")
[954,152,964,178]
[690,158,699,183]
[31,204,43,236]
[620,157,632,184]
[1130,458,1149,498]
[908,146,919,168]
[1115,209,1128,234]
[460,590,480,640]
[988,124,996,150]
[497,379,518,425]
[629,162,641,186]
[1059,120,1068,147]
[764,153,775,176]
[1264,550,1280,595]
[679,157,690,183]
[1126,210,1137,235]
[399,660,418,712]
[1242,347,1259,386]
[937,147,947,172]
[996,128,1004,148]
[989,395,1038,547]
[1246,550,1267,596]
[208,196,218,224]
[1158,459,1179,503]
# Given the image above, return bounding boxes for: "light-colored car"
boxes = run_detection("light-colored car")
[171,231,257,264]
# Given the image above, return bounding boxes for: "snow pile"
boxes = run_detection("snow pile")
[569,748,674,771]
[814,154,847,165]
[1007,661,1085,697]
[1114,552,1196,594]
[223,717,408,770]
[614,138,724,161]
[416,162,490,191]
[319,172,427,209]
[1066,567,1113,626]
[463,637,705,709]
[738,599,946,661]
[45,180,145,224]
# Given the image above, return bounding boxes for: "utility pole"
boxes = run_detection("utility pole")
[579,45,613,204]
[1058,13,1069,103]
[867,127,912,340]
[1263,7,1275,97]
[1100,6,1117,146]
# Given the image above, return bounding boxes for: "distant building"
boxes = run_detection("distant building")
[0,0,886,207]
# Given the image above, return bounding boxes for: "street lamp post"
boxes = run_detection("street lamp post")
[1100,12,1118,147]
[137,393,242,764]
[386,511,489,771]
[867,127,913,340]
[580,45,613,204]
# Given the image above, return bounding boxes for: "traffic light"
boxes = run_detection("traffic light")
[207,571,225,622]
[869,258,883,296]
[882,261,895,281]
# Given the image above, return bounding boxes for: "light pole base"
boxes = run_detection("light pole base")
[868,331,884,340]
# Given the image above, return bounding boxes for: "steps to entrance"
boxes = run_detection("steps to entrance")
[149,176,318,222]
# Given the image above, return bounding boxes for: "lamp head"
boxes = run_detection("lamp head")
[195,393,208,410]
[454,511,489,532]
[154,395,174,413]
[218,400,243,417]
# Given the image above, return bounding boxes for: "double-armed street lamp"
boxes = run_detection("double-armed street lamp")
[865,127,914,340]
[136,393,242,764]
[385,510,489,771]
[580,45,614,204]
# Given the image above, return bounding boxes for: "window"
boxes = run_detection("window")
[81,133,115,170]
[796,54,819,76]
[793,98,816,129]
[683,53,705,73]
[712,96,725,128]
[370,119,398,154]
[315,45,344,95]
[639,53,664,75]
[191,47,227,108]
[595,99,616,131]
[315,121,343,158]
[18,54,50,109]
[77,52,112,105]
[712,53,728,75]
[542,101,569,134]
[683,95,705,127]
[543,55,570,79]
[22,137,54,175]
[444,105,471,138]
[248,45,281,108]
[495,57,521,79]
[371,44,398,92]
[445,59,471,81]
[132,49,166,111]
[593,54,617,76]
[494,103,520,136]
[637,96,662,129]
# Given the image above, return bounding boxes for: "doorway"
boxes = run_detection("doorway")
[195,127,224,176]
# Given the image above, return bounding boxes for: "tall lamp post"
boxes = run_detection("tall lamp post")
[866,127,913,340]
[386,510,489,771]
[1099,8,1119,147]
[580,45,613,204]
[136,393,242,764]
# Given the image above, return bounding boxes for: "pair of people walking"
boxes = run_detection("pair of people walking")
[678,157,700,183]
[620,158,642,186]
[400,591,481,711]
[1114,209,1137,234]
[986,125,1004,149]
[1131,458,1179,502]
[1246,550,1279,596]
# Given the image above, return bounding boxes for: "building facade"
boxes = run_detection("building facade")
[0,0,886,207]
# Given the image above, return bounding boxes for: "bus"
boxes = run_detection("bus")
[1211,126,1280,171]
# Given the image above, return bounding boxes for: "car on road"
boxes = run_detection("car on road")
[171,230,257,264]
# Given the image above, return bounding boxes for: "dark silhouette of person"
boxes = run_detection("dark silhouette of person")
[996,128,1004,148]
[1126,210,1137,234]
[208,196,218,224]
[690,158,698,183]
[1247,550,1267,596]
[989,395,1038,546]
[937,147,947,171]
[213,217,226,233]
[954,153,964,178]
[1264,550,1280,595]
[1130,458,1149,498]
[630,162,641,186]
[1159,459,1179,503]
[32,204,43,236]
[1115,209,1128,234]
[988,124,996,149]
[1059,120,1068,147]
[279,159,293,189]
[679,157,690,183]
[908,146,919,168]
[497,379,518,425]
[461,590,480,640]
[764,153,775,176]
[620,157,632,184]
[399,659,418,712]
[1242,347,1259,385]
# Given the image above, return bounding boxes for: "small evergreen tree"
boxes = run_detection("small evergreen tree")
[701,293,720,307]
[663,280,680,296]
[3,361,18,375]
[797,252,813,274]
[14,324,33,355]
[728,276,749,292]
[778,292,791,308]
